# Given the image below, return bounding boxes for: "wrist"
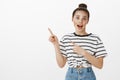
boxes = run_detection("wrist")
[53,42,59,46]
[53,42,60,48]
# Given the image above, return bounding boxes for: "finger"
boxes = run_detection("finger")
[70,41,79,46]
[71,42,75,45]
[70,40,76,45]
[48,28,54,35]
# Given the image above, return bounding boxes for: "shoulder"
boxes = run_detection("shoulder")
[90,33,103,43]
[90,33,101,40]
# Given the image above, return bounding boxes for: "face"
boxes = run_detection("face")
[72,10,89,34]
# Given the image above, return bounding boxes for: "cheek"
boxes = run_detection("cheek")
[73,19,78,24]
[72,20,76,24]
[83,21,88,25]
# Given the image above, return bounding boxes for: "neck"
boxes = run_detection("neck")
[75,31,88,36]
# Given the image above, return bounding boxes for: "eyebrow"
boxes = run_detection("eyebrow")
[75,15,88,18]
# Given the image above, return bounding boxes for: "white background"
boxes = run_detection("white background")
[0,0,120,80]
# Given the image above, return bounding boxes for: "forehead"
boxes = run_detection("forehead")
[74,10,88,17]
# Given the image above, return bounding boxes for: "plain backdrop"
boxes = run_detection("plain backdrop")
[0,0,120,80]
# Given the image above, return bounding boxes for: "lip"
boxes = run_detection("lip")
[77,25,83,29]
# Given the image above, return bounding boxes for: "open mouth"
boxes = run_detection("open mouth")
[77,25,83,29]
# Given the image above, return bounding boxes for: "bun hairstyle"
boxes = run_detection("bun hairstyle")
[72,3,90,20]
[78,3,87,9]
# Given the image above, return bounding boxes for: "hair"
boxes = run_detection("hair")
[72,3,90,20]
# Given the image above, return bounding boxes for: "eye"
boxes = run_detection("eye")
[76,16,79,20]
[82,18,87,20]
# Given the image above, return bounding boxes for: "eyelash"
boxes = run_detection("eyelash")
[76,17,87,20]
[76,17,79,19]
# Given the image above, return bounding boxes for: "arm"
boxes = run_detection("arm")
[48,28,66,68]
[72,43,104,69]
[53,42,67,68]
[82,51,103,69]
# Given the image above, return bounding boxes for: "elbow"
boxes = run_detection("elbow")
[96,64,103,69]
[97,65,103,69]
[57,58,66,68]
[57,61,66,68]
[58,64,65,68]
[96,58,104,69]
[59,65,64,68]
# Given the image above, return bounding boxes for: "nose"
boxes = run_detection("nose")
[79,19,82,23]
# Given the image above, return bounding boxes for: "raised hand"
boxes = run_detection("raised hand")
[48,28,58,45]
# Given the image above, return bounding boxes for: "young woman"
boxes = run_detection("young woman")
[48,3,107,80]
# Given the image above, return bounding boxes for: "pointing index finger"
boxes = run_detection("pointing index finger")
[70,40,78,46]
[71,41,75,45]
[48,28,54,35]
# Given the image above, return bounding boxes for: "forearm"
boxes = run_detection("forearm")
[72,43,103,69]
[83,51,103,69]
[53,43,66,68]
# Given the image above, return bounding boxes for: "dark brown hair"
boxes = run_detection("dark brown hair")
[72,3,90,20]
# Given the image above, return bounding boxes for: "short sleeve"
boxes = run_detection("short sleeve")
[95,36,107,58]
[59,37,67,57]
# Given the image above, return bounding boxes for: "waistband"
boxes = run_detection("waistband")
[68,67,92,73]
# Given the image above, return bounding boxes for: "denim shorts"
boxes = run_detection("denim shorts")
[65,67,96,80]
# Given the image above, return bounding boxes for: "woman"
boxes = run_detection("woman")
[48,3,107,80]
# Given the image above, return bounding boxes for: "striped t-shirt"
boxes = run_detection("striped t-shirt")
[59,32,107,68]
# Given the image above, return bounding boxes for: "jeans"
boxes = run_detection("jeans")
[65,67,96,80]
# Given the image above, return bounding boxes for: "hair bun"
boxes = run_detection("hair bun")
[78,3,87,9]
